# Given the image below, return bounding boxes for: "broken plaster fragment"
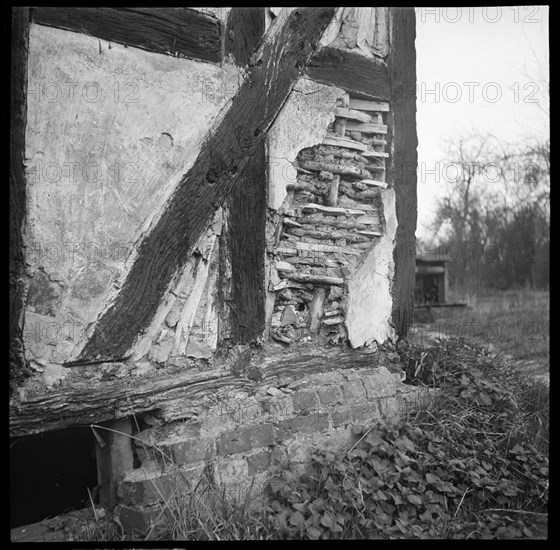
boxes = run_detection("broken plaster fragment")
[211,209,223,236]
[186,339,213,360]
[276,260,295,273]
[165,308,181,328]
[30,359,45,373]
[133,362,153,376]
[280,305,298,326]
[271,330,292,344]
[364,338,379,353]
[42,363,68,388]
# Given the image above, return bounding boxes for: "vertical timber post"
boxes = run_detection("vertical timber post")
[388,7,418,338]
[219,8,267,346]
[95,418,134,507]
[10,8,30,389]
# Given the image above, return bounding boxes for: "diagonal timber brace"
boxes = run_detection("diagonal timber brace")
[75,8,337,364]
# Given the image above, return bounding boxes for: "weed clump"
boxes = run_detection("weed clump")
[264,338,548,539]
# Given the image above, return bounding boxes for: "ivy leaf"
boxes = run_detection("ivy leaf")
[407,494,423,506]
[269,477,285,494]
[320,511,335,529]
[289,510,305,527]
[402,435,416,452]
[306,525,323,539]
[366,431,384,447]
[425,473,440,484]
[479,392,493,406]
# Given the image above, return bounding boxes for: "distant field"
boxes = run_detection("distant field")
[410,289,549,380]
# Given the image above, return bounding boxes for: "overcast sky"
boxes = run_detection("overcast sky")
[415,6,550,240]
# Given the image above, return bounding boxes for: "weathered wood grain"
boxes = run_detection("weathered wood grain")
[387,8,418,338]
[309,288,327,333]
[348,98,390,112]
[95,418,134,506]
[299,159,369,178]
[282,273,345,286]
[10,365,243,436]
[10,346,399,436]
[346,121,388,134]
[224,7,265,65]
[175,237,218,354]
[275,242,363,256]
[10,8,30,388]
[306,46,390,100]
[327,175,340,206]
[32,7,222,62]
[323,135,368,151]
[220,141,267,344]
[220,8,267,345]
[77,8,337,363]
[334,107,372,123]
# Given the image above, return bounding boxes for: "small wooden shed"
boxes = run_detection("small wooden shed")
[414,256,449,305]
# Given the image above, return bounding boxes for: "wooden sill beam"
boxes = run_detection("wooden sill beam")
[10,347,398,437]
[31,7,223,63]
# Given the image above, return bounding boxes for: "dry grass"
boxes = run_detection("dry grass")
[74,426,274,541]
[412,288,549,379]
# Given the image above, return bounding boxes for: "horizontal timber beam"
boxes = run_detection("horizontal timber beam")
[9,347,399,437]
[31,7,222,63]
[305,46,390,101]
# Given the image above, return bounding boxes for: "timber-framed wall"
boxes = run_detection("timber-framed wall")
[10,7,417,532]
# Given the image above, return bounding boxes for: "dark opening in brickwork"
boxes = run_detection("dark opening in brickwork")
[10,427,97,528]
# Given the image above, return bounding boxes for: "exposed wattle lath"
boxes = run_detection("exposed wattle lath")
[268,94,392,347]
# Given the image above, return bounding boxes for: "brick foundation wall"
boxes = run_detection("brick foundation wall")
[114,364,435,536]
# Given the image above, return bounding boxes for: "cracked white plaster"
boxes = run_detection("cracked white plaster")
[42,363,69,389]
[346,188,397,347]
[23,23,242,366]
[320,8,389,59]
[267,77,346,211]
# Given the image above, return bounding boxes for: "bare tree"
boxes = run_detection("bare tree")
[432,132,549,290]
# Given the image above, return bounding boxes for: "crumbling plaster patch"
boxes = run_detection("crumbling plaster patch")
[23,24,243,365]
[319,7,389,58]
[346,188,397,347]
[267,77,346,211]
[130,209,223,364]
